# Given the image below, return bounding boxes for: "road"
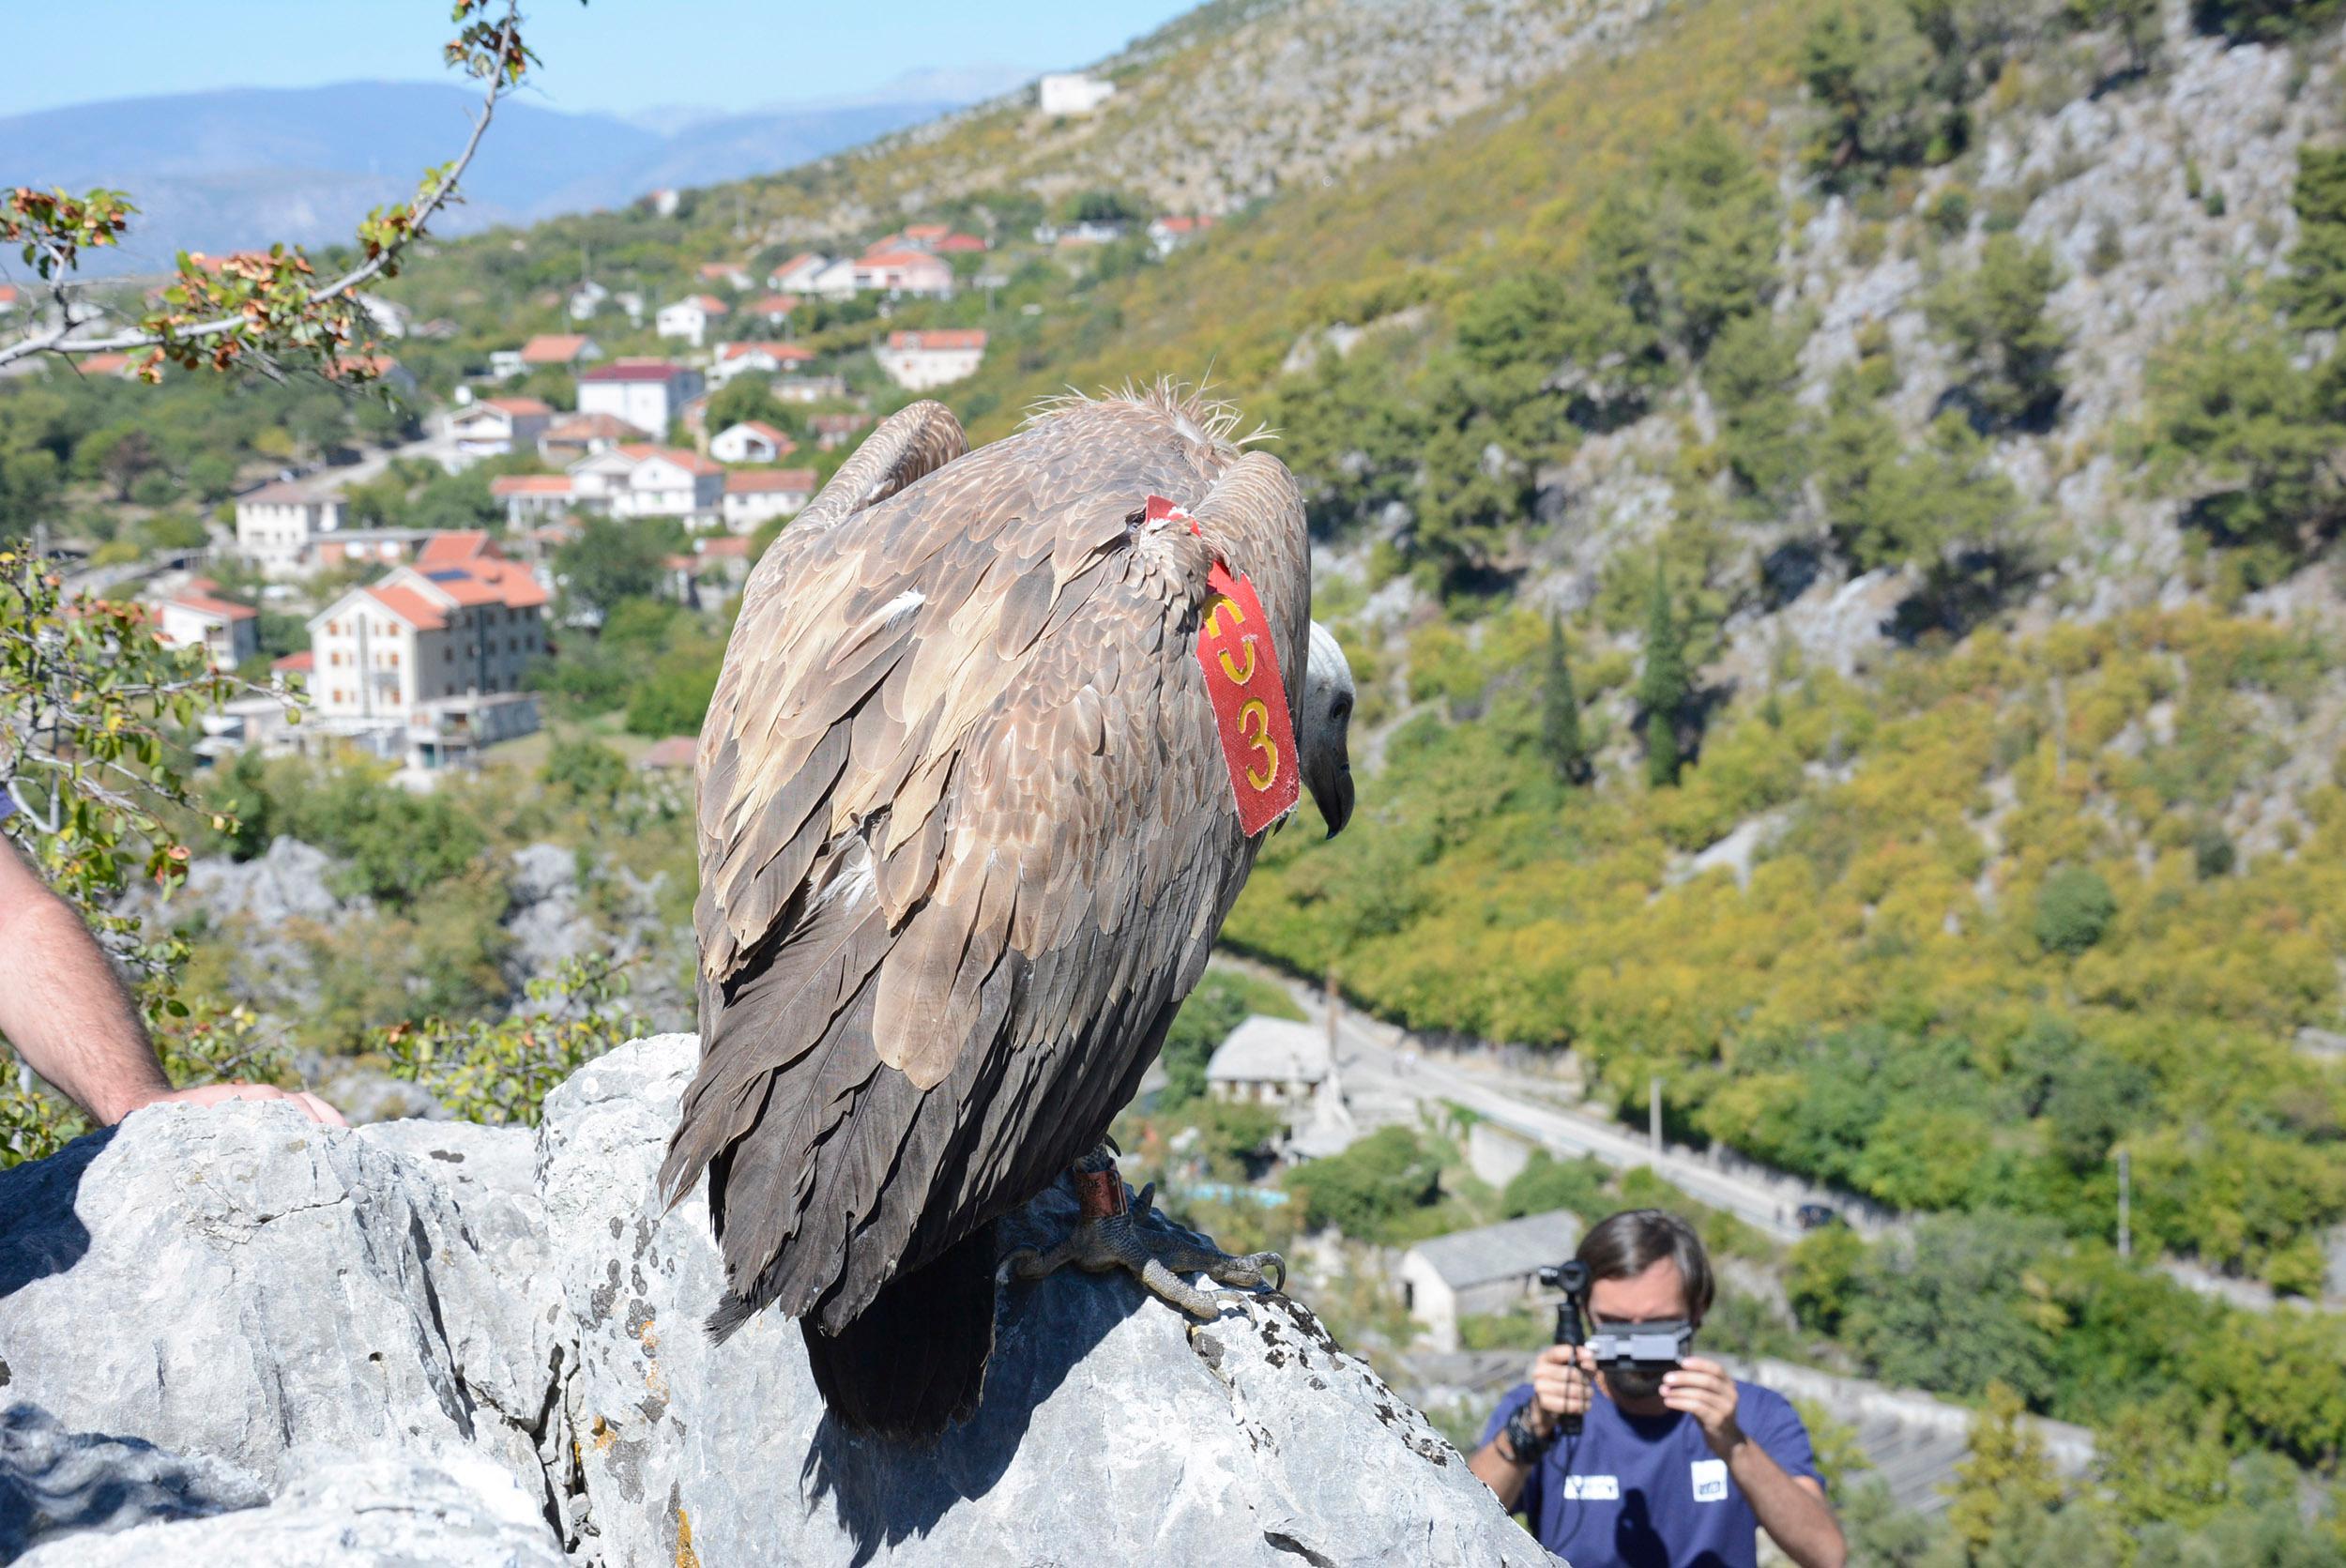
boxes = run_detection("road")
[1228,959,1893,1243]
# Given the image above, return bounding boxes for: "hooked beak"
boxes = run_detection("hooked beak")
[1310,759,1354,840]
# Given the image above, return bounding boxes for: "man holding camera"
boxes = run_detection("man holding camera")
[1468,1209,1846,1568]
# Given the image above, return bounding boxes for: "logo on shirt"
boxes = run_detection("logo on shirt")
[1561,1474,1622,1501]
[1690,1458,1729,1502]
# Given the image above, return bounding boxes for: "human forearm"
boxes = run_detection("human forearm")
[0,890,167,1124]
[1467,1438,1534,1511]
[1727,1439,1844,1568]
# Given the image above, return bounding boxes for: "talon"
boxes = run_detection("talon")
[1133,1180,1157,1216]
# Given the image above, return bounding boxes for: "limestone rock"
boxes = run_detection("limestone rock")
[0,1104,564,1517]
[539,1035,1555,1568]
[0,1038,1549,1564]
[11,1447,563,1568]
[0,1404,267,1560]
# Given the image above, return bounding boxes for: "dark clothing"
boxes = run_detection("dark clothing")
[1480,1378,1821,1568]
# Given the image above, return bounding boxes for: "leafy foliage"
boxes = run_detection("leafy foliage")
[377,954,645,1126]
[1927,235,2068,428]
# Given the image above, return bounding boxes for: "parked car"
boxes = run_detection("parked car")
[1794,1202,1844,1231]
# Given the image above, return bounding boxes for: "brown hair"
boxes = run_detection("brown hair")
[1576,1209,1714,1320]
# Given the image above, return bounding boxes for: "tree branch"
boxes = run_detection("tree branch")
[0,3,528,372]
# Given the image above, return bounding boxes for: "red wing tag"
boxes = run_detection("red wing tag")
[1196,560,1301,836]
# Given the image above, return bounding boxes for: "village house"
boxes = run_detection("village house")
[357,295,409,339]
[767,253,830,293]
[646,188,681,218]
[807,258,861,301]
[447,396,555,464]
[487,347,527,380]
[772,373,850,404]
[810,411,874,450]
[489,473,581,530]
[568,444,726,521]
[520,333,602,371]
[708,340,816,388]
[70,352,140,379]
[709,420,797,464]
[697,262,753,291]
[637,735,698,771]
[1148,215,1216,255]
[328,353,419,398]
[656,295,730,347]
[306,528,440,574]
[1039,71,1116,115]
[719,466,817,533]
[149,582,260,668]
[537,411,648,464]
[0,283,21,316]
[1395,1210,1582,1353]
[853,249,955,298]
[744,293,800,327]
[663,532,754,605]
[234,480,346,579]
[577,359,703,437]
[1041,219,1132,248]
[1203,1013,1357,1161]
[567,280,608,321]
[874,327,986,390]
[678,392,713,444]
[305,535,548,728]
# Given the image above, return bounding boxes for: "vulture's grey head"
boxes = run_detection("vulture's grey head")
[1300,620,1355,839]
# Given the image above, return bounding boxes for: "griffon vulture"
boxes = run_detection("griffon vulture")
[661,384,1356,1439]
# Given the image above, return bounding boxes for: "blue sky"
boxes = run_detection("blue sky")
[7,1,1195,118]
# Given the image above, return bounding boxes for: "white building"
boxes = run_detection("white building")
[697,262,753,291]
[852,250,954,298]
[577,360,702,437]
[656,294,730,347]
[150,584,260,667]
[1396,1210,1583,1353]
[1039,72,1116,115]
[1204,1013,1356,1161]
[874,327,986,390]
[767,252,830,293]
[709,420,796,464]
[446,397,553,463]
[1148,215,1217,255]
[356,295,409,338]
[567,444,725,521]
[537,412,649,464]
[489,474,581,530]
[708,341,815,388]
[773,373,849,404]
[235,480,346,579]
[567,280,608,321]
[807,258,861,301]
[719,467,817,533]
[519,333,602,371]
[305,541,550,736]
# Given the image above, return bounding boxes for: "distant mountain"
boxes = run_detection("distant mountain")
[2,77,1001,275]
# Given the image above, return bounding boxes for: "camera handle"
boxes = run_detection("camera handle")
[1550,1259,1592,1439]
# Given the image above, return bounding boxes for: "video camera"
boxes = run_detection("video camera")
[1535,1258,1698,1436]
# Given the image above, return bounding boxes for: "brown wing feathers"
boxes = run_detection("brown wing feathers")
[665,390,1312,1387]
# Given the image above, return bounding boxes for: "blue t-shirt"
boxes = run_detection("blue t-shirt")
[1480,1378,1821,1568]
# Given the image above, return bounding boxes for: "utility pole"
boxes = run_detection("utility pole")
[2116,1147,2131,1260]
[1649,1075,1662,1160]
[1324,964,1340,1063]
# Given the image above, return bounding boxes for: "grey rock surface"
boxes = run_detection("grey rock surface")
[11,1448,563,1568]
[0,1038,1546,1564]
[0,1405,267,1560]
[541,1035,1554,1568]
[0,1104,565,1515]
[178,836,355,928]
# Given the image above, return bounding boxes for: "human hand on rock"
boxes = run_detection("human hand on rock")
[134,1082,348,1127]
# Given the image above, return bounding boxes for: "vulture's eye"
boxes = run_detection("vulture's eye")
[1333,695,1352,721]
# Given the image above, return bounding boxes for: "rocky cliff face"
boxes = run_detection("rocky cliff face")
[0,1037,1553,1566]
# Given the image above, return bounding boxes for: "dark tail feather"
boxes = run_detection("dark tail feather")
[796,1220,998,1441]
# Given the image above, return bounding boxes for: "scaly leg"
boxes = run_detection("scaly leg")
[997,1145,1287,1318]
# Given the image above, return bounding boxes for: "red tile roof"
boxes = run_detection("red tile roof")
[698,263,746,281]
[903,223,950,241]
[468,558,549,609]
[747,294,800,315]
[724,467,817,494]
[724,420,794,448]
[885,328,987,351]
[167,591,258,621]
[0,284,17,305]
[933,234,988,252]
[683,294,730,312]
[366,583,449,631]
[697,535,753,557]
[541,412,648,442]
[616,443,724,477]
[718,341,815,363]
[520,333,593,364]
[859,250,945,270]
[272,649,314,674]
[481,396,553,416]
[417,530,492,565]
[639,736,698,769]
[489,475,576,496]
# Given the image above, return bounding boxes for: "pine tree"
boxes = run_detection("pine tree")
[1541,614,1590,784]
[1944,1382,2067,1559]
[1639,556,1688,787]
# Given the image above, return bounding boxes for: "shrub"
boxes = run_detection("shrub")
[2034,865,2116,954]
